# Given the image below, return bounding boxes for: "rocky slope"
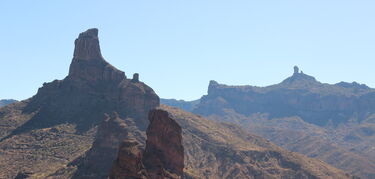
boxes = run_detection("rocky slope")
[161,105,353,179]
[0,29,354,179]
[181,67,375,178]
[99,105,359,179]
[71,112,131,178]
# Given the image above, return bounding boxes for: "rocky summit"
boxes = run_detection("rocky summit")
[69,28,125,83]
[0,30,356,179]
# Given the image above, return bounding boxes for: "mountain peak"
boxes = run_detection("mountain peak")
[78,28,98,38]
[208,80,220,94]
[280,66,318,86]
[292,65,307,76]
[68,28,125,82]
[208,80,219,88]
[294,65,299,74]
[73,28,102,61]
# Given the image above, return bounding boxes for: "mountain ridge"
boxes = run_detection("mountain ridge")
[162,66,375,178]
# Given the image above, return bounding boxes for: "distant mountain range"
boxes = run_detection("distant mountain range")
[0,99,17,107]
[162,66,375,178]
[160,98,199,112]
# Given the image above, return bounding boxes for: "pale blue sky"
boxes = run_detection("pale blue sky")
[1,1,375,100]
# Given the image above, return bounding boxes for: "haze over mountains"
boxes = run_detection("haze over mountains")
[0,29,358,179]
[163,66,375,178]
[0,99,17,107]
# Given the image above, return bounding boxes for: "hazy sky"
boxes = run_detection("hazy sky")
[1,1,375,100]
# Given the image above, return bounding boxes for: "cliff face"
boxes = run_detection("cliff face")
[110,109,184,179]
[143,109,184,178]
[68,28,125,83]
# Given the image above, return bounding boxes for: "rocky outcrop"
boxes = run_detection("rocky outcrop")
[143,109,184,179]
[0,29,159,178]
[294,65,299,74]
[109,109,184,179]
[22,28,159,131]
[132,73,139,83]
[68,28,125,83]
[73,28,102,60]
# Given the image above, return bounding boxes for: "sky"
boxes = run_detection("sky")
[1,1,375,101]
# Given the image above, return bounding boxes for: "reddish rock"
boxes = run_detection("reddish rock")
[109,109,184,179]
[143,109,184,179]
